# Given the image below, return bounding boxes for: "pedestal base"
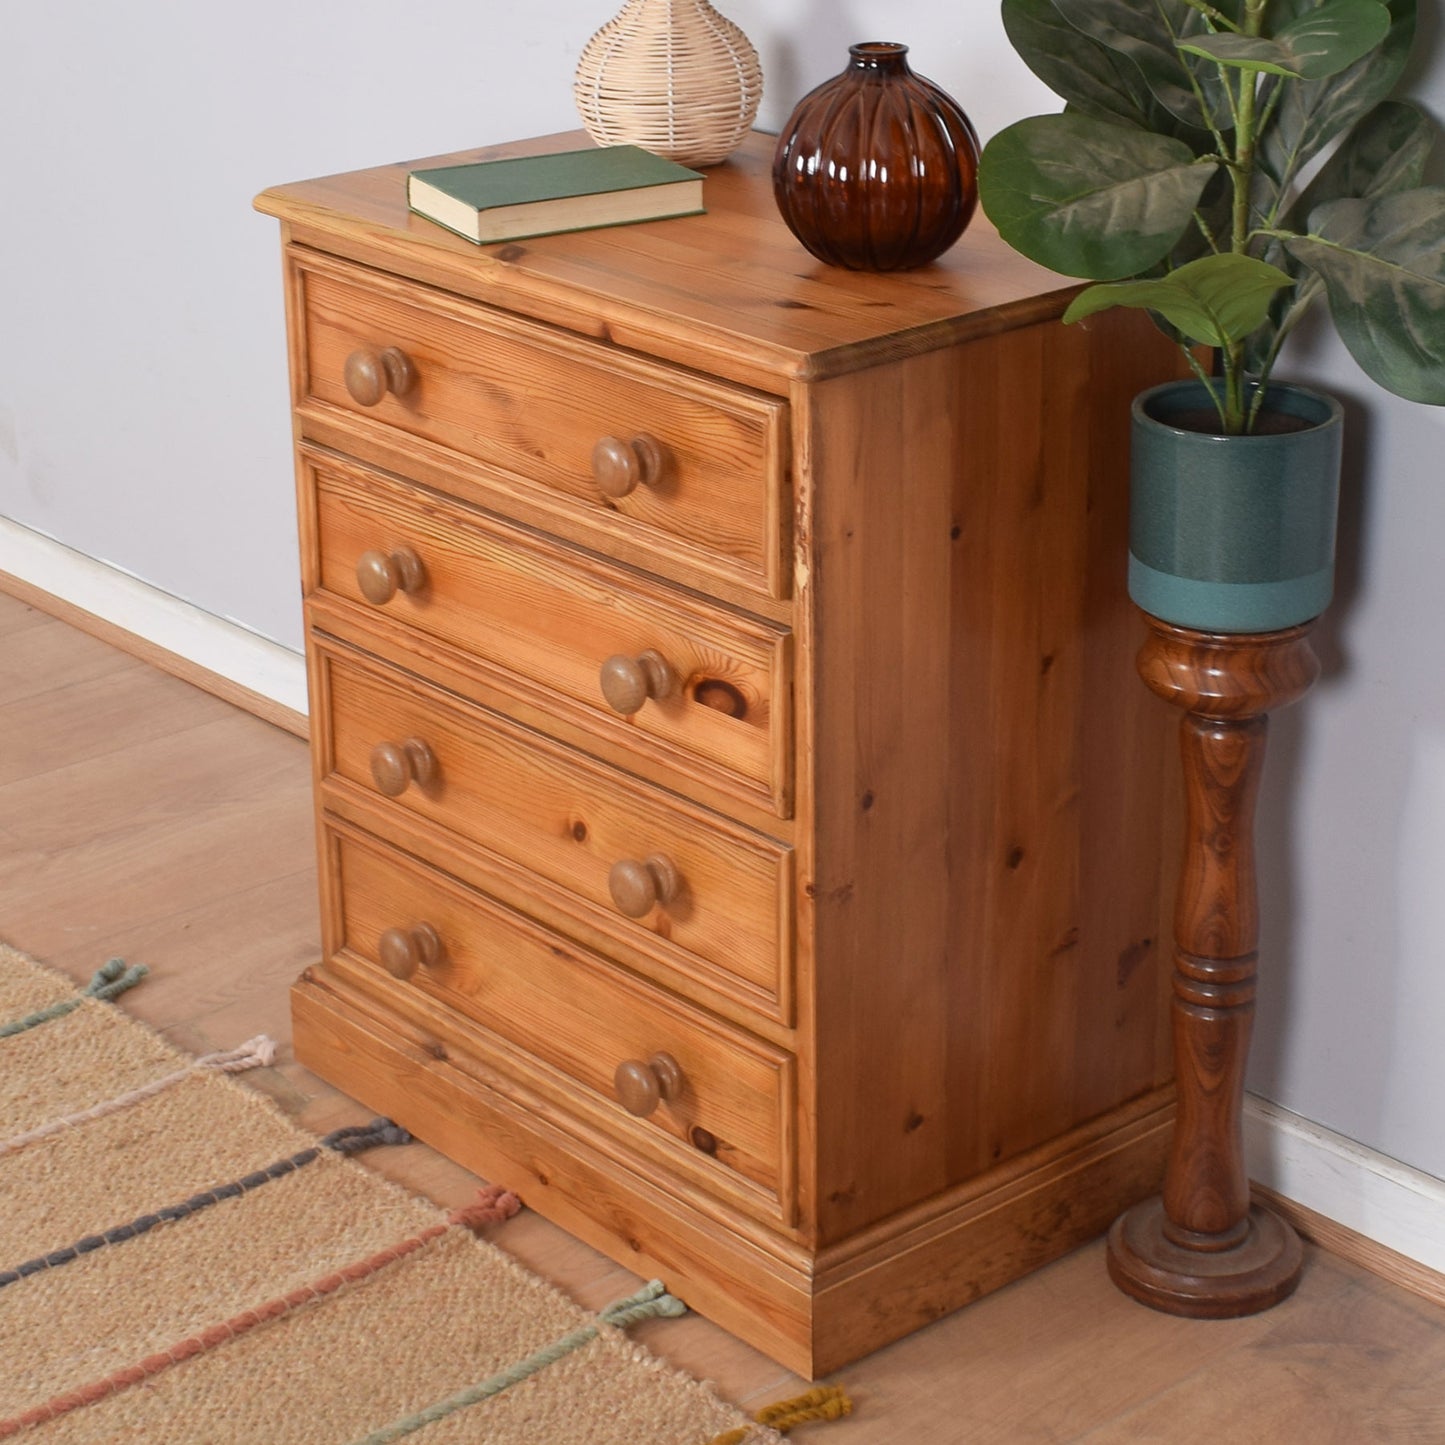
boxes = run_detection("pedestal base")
[1107,1196,1304,1318]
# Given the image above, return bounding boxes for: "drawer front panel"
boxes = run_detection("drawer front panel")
[309,455,792,816]
[320,645,793,1022]
[296,255,788,598]
[330,827,793,1219]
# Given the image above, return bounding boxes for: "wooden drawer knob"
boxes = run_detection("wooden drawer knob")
[344,346,416,406]
[614,1052,684,1117]
[378,922,442,980]
[599,649,675,716]
[591,434,666,499]
[356,546,426,606]
[369,737,439,796]
[608,854,681,918]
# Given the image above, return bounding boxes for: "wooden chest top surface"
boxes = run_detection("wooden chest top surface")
[255,130,1077,386]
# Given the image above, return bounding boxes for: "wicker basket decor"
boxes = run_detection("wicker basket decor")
[574,0,763,168]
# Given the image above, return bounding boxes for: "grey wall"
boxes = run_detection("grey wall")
[2,4,1442,1181]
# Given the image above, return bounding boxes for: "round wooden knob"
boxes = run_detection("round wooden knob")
[343,346,416,407]
[356,546,427,606]
[608,854,681,918]
[591,434,666,499]
[377,922,442,980]
[599,649,675,716]
[369,737,439,797]
[613,1052,685,1117]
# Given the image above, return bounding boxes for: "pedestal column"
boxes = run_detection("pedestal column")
[1108,618,1315,1316]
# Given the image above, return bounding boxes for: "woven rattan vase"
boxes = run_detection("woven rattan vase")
[574,0,762,167]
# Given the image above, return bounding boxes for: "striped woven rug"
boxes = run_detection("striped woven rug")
[0,943,844,1444]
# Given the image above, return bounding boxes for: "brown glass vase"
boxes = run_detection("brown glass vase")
[772,42,980,271]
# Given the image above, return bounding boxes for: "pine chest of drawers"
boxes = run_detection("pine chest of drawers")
[257,132,1185,1376]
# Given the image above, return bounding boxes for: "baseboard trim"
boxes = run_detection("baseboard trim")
[0,518,308,738]
[1246,1095,1445,1308]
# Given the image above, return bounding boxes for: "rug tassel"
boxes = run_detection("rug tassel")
[322,1118,414,1154]
[597,1278,688,1328]
[84,959,149,1002]
[449,1183,523,1229]
[197,1036,278,1072]
[707,1385,854,1444]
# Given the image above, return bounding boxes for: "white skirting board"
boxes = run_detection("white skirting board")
[0,517,308,717]
[1246,1095,1445,1275]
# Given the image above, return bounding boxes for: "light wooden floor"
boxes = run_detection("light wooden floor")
[4,587,1444,1443]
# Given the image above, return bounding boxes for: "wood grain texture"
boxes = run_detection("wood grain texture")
[1110,621,1319,1317]
[266,137,1194,1369]
[798,314,1183,1243]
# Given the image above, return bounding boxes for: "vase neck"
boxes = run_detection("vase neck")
[848,41,911,77]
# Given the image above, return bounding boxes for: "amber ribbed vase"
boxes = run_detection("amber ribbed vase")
[772,42,980,271]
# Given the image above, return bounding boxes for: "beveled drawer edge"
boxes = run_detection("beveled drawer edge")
[312,631,796,1028]
[320,817,799,1227]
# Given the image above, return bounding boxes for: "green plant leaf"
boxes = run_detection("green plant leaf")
[978,115,1218,279]
[1271,0,1391,78]
[1179,1,1388,77]
[1177,34,1303,77]
[1285,187,1445,403]
[1062,253,1295,347]
[1294,101,1436,221]
[1257,0,1416,199]
[1001,0,1159,128]
[1049,0,1231,130]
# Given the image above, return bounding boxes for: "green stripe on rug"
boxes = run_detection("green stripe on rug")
[352,1279,688,1444]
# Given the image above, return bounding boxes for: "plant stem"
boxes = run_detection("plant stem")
[1182,0,1242,31]
[1180,343,1229,431]
[1221,0,1270,434]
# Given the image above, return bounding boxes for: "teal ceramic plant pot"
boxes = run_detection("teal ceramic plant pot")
[1129,380,1344,633]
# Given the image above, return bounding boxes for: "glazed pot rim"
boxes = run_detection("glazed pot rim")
[1133,378,1344,441]
[849,41,910,59]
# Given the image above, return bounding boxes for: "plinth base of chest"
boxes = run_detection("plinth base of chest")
[293,965,1173,1377]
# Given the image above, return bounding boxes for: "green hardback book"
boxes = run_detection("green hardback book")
[407,145,705,244]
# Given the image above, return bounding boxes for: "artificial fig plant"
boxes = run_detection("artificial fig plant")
[978,0,1445,433]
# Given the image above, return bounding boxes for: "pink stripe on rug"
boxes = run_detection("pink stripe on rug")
[0,1185,519,1438]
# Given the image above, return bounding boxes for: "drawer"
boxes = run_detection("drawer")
[327,825,795,1223]
[316,642,794,1024]
[306,452,792,817]
[293,252,789,599]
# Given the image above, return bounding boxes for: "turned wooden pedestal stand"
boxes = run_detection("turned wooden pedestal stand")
[1108,616,1317,1317]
